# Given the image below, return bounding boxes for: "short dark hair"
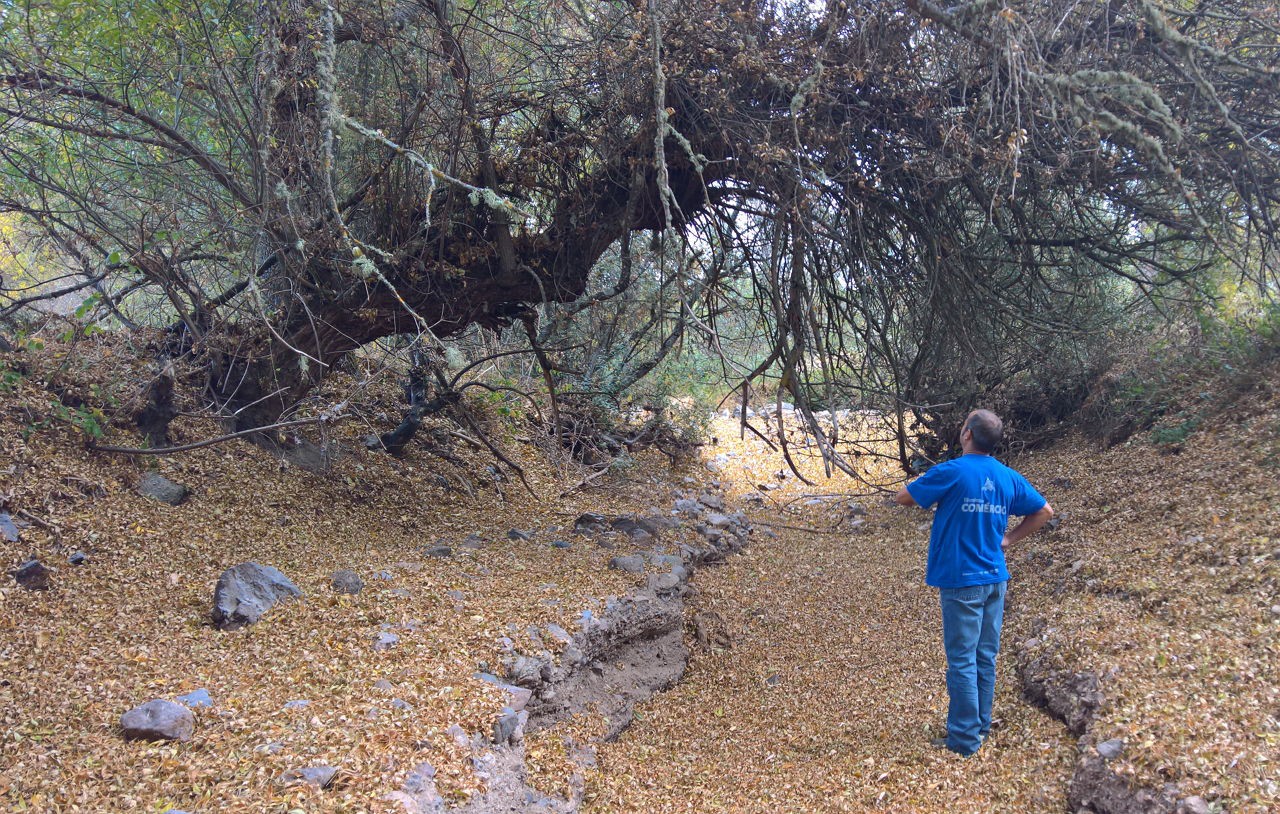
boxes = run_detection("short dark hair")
[965,409,1003,453]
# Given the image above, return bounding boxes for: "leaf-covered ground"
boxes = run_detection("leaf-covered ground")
[2,353,1278,812]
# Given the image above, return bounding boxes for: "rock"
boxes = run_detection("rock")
[673,498,703,515]
[650,572,681,593]
[279,765,337,789]
[138,472,188,506]
[1096,738,1125,759]
[211,563,301,629]
[697,493,725,511]
[573,513,609,534]
[704,512,733,528]
[374,679,394,691]
[507,655,548,688]
[391,698,412,711]
[176,688,213,709]
[422,545,453,558]
[544,623,573,644]
[609,555,645,574]
[0,512,19,542]
[650,553,683,570]
[375,632,400,650]
[67,551,88,565]
[1176,797,1211,814]
[120,699,194,742]
[254,741,285,754]
[611,515,660,540]
[846,502,867,517]
[765,674,781,686]
[12,559,51,590]
[507,529,533,541]
[493,708,520,744]
[549,540,572,549]
[461,533,485,550]
[283,699,310,709]
[331,569,363,594]
[446,589,465,602]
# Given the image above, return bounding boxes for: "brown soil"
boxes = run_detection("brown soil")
[2,351,1277,813]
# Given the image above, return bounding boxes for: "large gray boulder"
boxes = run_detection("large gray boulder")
[138,472,189,506]
[120,699,194,742]
[211,563,301,629]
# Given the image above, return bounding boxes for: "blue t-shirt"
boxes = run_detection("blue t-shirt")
[906,453,1046,588]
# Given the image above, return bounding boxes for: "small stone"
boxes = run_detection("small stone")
[507,529,533,541]
[650,572,681,592]
[389,588,411,598]
[283,699,310,710]
[423,545,453,558]
[1096,738,1125,759]
[12,559,51,591]
[550,540,571,549]
[1269,605,1280,617]
[375,632,400,650]
[0,513,20,542]
[493,708,520,744]
[507,655,547,688]
[544,623,572,644]
[609,555,645,574]
[176,688,213,709]
[279,765,337,789]
[765,674,781,686]
[697,493,725,511]
[331,569,363,594]
[138,472,189,506]
[373,679,394,691]
[254,741,285,755]
[1176,796,1211,814]
[700,526,725,543]
[461,533,485,550]
[673,498,703,515]
[446,589,465,602]
[120,699,194,742]
[846,502,867,517]
[573,513,609,534]
[67,551,88,565]
[390,698,412,711]
[373,570,394,580]
[650,553,683,570]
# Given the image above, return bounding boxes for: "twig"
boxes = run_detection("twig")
[88,416,344,455]
[16,508,62,543]
[750,518,847,536]
[558,465,612,498]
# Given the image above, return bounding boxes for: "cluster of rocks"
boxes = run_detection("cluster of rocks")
[402,487,757,814]
[102,477,757,812]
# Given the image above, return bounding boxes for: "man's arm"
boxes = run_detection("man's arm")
[894,487,917,507]
[1002,502,1054,548]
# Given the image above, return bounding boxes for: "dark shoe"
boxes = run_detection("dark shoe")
[930,736,976,757]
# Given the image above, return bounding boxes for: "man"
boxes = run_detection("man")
[895,409,1054,756]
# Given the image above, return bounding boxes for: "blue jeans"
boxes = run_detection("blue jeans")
[939,580,1007,755]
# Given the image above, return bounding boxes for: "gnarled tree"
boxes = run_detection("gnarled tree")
[2,0,1278,458]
